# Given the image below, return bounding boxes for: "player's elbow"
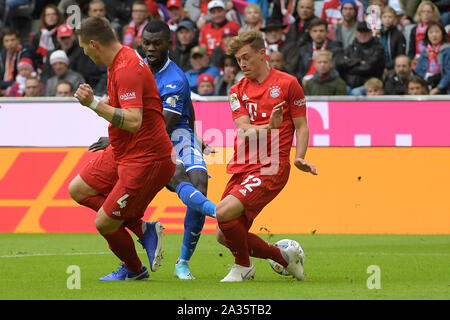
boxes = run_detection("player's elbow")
[128,118,142,133]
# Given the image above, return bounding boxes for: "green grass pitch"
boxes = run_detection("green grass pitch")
[0,233,448,300]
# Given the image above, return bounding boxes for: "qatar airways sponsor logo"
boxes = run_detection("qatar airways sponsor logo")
[120,92,136,101]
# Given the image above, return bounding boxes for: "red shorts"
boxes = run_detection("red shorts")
[80,146,176,220]
[221,163,291,223]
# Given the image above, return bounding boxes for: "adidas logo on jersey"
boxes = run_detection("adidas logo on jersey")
[112,211,121,217]
[242,94,249,101]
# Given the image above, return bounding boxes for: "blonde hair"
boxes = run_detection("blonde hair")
[381,6,396,16]
[226,30,265,55]
[315,50,333,60]
[364,77,383,90]
[245,4,262,19]
[415,1,440,24]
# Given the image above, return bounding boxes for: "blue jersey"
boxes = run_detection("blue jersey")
[146,57,192,132]
[146,57,207,173]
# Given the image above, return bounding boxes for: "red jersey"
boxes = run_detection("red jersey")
[107,46,173,166]
[227,68,306,174]
[199,20,241,55]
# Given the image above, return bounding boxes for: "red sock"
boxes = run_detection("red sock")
[78,195,106,212]
[247,233,288,268]
[218,216,250,267]
[101,227,142,272]
[123,218,144,239]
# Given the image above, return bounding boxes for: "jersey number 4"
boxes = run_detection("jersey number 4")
[117,194,129,209]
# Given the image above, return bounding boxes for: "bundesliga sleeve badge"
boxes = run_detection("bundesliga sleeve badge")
[229,93,241,111]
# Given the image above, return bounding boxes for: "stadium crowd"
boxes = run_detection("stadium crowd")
[0,0,448,97]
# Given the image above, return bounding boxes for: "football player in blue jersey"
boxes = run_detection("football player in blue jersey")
[88,20,216,280]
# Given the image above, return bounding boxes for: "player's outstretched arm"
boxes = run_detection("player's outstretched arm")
[235,101,286,137]
[74,84,143,133]
[293,116,317,175]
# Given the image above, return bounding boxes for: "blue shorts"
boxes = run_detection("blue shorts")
[170,128,207,173]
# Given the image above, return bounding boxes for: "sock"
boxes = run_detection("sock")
[247,233,288,268]
[101,227,142,273]
[123,218,145,239]
[179,207,205,261]
[176,182,216,217]
[78,194,106,212]
[218,216,250,267]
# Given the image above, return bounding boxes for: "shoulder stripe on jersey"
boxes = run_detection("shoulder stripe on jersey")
[163,108,182,115]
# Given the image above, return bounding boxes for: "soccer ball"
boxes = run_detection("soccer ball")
[268,239,305,276]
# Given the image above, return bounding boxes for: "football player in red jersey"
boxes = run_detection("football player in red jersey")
[216,31,318,282]
[69,17,176,281]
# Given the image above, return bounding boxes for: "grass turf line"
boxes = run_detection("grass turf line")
[0,233,448,300]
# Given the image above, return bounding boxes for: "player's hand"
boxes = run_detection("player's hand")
[74,83,94,107]
[294,157,318,175]
[203,143,217,155]
[268,101,285,130]
[88,136,110,152]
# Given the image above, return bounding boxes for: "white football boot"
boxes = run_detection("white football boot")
[282,245,306,281]
[220,263,255,282]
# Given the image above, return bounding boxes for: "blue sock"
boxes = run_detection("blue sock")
[176,182,216,218]
[180,207,205,261]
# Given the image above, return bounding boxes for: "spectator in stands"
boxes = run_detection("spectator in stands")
[407,74,429,94]
[304,50,347,95]
[214,54,244,95]
[88,0,107,18]
[45,50,84,96]
[122,0,150,49]
[364,77,384,95]
[335,21,385,95]
[30,4,64,70]
[103,0,134,33]
[6,57,37,97]
[269,51,287,72]
[185,45,220,93]
[23,77,44,97]
[407,1,440,64]
[238,3,264,34]
[198,0,240,56]
[260,18,299,77]
[334,0,359,49]
[197,73,216,95]
[398,0,420,22]
[167,0,188,32]
[270,0,300,27]
[184,0,210,30]
[211,28,237,70]
[55,80,74,97]
[379,6,406,72]
[294,18,342,85]
[383,54,416,95]
[321,0,365,40]
[284,0,317,45]
[415,22,450,95]
[0,27,33,91]
[172,20,199,72]
[428,0,450,26]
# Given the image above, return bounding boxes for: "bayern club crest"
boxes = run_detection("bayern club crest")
[269,86,281,98]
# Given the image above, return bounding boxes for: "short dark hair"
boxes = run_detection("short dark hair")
[76,17,116,45]
[56,80,74,92]
[1,27,19,39]
[144,19,171,41]
[309,18,328,30]
[408,75,428,92]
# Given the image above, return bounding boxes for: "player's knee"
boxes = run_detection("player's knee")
[68,177,84,203]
